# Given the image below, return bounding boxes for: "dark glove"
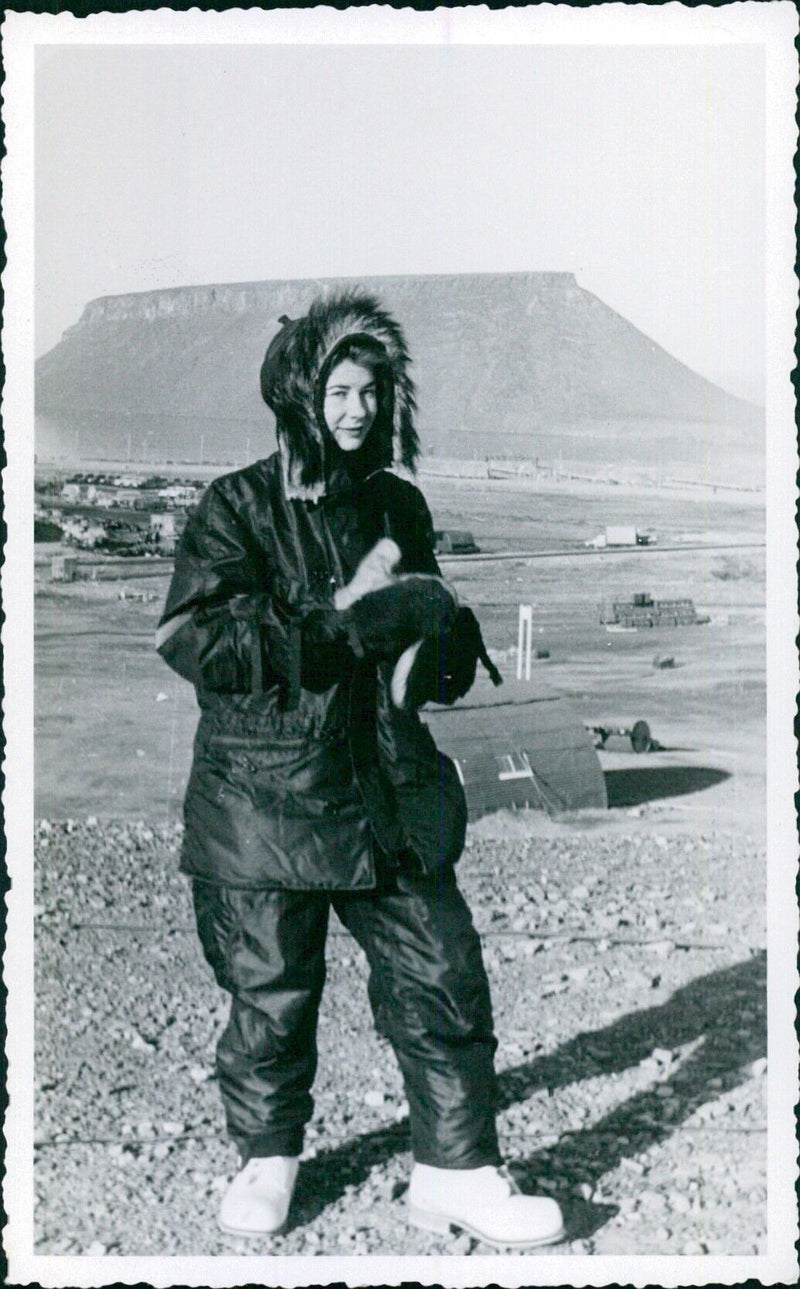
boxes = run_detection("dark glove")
[349,576,459,659]
[265,580,361,701]
[391,606,503,708]
[299,607,360,692]
[294,538,402,688]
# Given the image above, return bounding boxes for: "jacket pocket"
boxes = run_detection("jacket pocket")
[201,733,309,791]
[200,686,335,742]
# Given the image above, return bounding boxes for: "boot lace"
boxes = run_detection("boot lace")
[495,1164,522,1196]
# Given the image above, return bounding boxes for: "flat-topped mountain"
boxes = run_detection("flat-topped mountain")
[35,272,762,476]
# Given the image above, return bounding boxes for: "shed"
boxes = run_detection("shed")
[51,555,77,582]
[433,529,480,555]
[423,675,607,819]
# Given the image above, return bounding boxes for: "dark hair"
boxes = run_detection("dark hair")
[315,334,395,440]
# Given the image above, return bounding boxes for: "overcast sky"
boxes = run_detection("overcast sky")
[35,42,764,403]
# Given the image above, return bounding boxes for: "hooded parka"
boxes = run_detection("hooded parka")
[157,292,468,890]
[157,291,501,1173]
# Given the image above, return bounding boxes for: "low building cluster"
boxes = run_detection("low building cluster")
[34,471,203,555]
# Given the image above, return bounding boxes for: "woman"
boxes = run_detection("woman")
[157,290,563,1248]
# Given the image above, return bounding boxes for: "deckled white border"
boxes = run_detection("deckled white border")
[2,4,798,1287]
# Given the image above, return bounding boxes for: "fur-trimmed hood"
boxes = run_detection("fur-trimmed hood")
[260,290,419,501]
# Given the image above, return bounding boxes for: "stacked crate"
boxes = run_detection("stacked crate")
[601,595,706,627]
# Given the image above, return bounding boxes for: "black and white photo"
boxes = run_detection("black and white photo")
[3,5,798,1286]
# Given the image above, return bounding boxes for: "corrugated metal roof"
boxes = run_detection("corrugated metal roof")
[423,675,607,818]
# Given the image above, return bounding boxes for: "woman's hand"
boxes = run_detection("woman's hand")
[333,538,401,611]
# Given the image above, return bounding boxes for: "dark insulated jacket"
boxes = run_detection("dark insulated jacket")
[157,293,467,890]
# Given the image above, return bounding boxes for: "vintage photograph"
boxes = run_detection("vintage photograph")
[3,5,797,1285]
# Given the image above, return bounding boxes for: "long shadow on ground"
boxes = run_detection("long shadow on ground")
[604,765,730,808]
[291,951,766,1238]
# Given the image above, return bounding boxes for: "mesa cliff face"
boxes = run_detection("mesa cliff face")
[35,272,761,468]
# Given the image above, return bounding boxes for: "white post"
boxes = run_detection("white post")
[517,603,533,681]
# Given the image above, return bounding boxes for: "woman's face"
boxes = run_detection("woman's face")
[323,358,378,452]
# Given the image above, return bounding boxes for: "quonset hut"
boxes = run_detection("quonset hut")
[422,675,607,820]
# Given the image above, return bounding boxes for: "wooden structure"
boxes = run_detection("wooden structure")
[600,592,709,628]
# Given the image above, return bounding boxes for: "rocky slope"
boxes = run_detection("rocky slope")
[34,813,767,1259]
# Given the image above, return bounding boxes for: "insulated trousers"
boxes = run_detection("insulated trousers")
[192,863,501,1169]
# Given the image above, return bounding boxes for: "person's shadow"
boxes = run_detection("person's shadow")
[290,950,766,1241]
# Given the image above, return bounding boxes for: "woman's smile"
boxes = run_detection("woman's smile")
[323,358,378,451]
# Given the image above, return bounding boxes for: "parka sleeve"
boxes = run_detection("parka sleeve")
[401,484,442,578]
[156,482,347,694]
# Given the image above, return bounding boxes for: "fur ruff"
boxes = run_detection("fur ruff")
[261,290,419,502]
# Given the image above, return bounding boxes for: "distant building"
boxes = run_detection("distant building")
[585,525,657,549]
[150,512,175,535]
[434,529,480,555]
[605,525,639,547]
[112,489,142,508]
[51,555,77,582]
[158,484,197,504]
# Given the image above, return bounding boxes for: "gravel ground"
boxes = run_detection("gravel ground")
[33,811,767,1258]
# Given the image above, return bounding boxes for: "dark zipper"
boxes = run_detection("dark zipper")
[318,506,347,592]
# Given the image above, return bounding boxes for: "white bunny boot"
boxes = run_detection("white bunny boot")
[408,1162,564,1249]
[218,1155,299,1237]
